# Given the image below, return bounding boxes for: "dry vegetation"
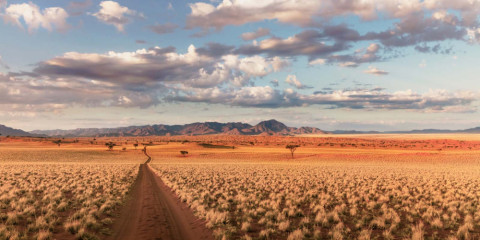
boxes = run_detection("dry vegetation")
[150,161,480,239]
[2,135,480,239]
[0,164,138,240]
[0,139,142,240]
[145,135,480,240]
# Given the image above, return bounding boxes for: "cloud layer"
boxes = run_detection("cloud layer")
[171,86,477,112]
[1,41,476,113]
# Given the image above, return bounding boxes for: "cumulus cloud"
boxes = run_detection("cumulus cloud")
[2,2,70,33]
[309,58,326,65]
[29,44,289,92]
[91,1,142,32]
[148,22,178,35]
[285,75,312,89]
[241,27,270,41]
[364,66,389,76]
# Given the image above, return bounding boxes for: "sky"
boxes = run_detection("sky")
[1,0,480,131]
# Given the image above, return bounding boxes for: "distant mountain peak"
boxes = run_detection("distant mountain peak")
[253,119,289,133]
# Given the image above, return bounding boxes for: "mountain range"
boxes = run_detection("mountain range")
[0,124,37,137]
[3,120,480,137]
[29,119,326,137]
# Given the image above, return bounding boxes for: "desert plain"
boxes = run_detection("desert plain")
[1,134,480,240]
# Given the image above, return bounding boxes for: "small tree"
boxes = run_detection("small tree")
[286,144,299,159]
[53,140,62,147]
[105,142,116,151]
[180,150,188,157]
[133,143,138,150]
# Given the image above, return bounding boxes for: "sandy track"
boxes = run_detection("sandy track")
[110,164,213,240]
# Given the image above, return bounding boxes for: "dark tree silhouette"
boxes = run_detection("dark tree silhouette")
[180,150,188,157]
[133,143,139,150]
[286,144,300,159]
[53,140,62,147]
[105,142,116,151]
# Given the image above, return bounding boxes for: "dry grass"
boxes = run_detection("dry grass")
[148,137,480,240]
[0,141,140,239]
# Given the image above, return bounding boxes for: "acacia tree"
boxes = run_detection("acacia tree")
[106,142,116,151]
[286,144,300,159]
[133,143,139,150]
[53,140,62,147]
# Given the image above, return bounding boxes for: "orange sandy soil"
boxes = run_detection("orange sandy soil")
[2,133,480,164]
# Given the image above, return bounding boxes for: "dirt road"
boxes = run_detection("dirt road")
[111,164,213,240]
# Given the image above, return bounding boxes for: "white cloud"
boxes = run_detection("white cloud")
[223,55,289,81]
[189,2,215,16]
[2,2,69,33]
[364,66,389,75]
[285,75,312,89]
[91,1,141,32]
[339,62,359,68]
[187,0,322,29]
[309,58,326,65]
[271,56,290,72]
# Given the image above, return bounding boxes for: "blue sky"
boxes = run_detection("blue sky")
[1,0,480,131]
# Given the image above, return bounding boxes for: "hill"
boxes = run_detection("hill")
[0,124,38,137]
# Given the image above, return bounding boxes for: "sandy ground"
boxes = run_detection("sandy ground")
[110,164,213,240]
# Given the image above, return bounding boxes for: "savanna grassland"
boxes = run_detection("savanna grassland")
[2,134,480,240]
